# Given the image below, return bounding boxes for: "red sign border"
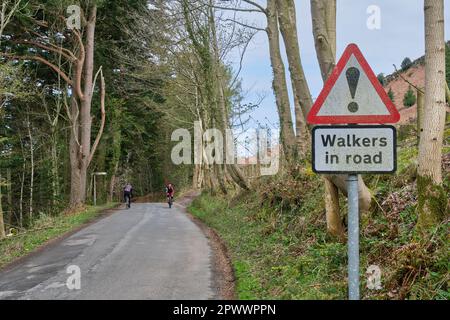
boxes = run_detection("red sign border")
[307,43,400,124]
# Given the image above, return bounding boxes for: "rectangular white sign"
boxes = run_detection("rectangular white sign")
[312,125,396,173]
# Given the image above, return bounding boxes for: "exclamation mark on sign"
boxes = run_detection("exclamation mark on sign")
[346,67,360,113]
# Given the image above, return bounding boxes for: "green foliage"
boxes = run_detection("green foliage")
[401,57,413,70]
[403,86,416,107]
[377,73,386,86]
[388,88,395,103]
[0,0,174,224]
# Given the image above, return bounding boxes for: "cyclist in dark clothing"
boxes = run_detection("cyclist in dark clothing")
[165,183,174,208]
[124,183,133,208]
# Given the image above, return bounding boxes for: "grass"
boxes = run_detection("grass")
[189,179,350,300]
[188,131,449,299]
[0,202,117,269]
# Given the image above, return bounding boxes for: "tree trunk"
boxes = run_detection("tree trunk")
[194,116,204,189]
[193,163,201,189]
[266,0,297,162]
[19,154,25,228]
[416,89,425,145]
[0,173,5,239]
[108,160,119,203]
[417,0,447,230]
[293,87,310,157]
[26,114,34,222]
[276,0,311,157]
[324,178,345,240]
[276,0,314,150]
[6,168,12,226]
[69,97,84,207]
[68,6,105,208]
[308,0,344,238]
[310,0,372,217]
[311,0,336,81]
[50,130,60,204]
[446,81,450,103]
[208,2,249,191]
[275,0,345,238]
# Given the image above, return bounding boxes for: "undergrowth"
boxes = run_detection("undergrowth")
[189,128,449,300]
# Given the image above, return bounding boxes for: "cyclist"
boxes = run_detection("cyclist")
[165,183,174,208]
[124,182,133,209]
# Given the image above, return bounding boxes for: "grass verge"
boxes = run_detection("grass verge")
[189,185,349,300]
[188,139,449,299]
[0,203,118,269]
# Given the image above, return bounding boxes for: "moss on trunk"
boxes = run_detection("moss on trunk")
[416,175,448,230]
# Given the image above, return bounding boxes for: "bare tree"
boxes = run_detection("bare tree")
[209,0,249,191]
[266,0,297,161]
[0,0,23,47]
[25,112,34,221]
[310,0,345,239]
[68,7,107,208]
[275,0,311,156]
[0,173,5,239]
[310,0,372,238]
[417,0,447,229]
[213,0,297,162]
[211,1,372,231]
[2,5,107,208]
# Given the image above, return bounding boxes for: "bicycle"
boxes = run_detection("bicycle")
[125,194,131,209]
[167,195,173,208]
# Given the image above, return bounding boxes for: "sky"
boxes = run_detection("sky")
[224,0,450,131]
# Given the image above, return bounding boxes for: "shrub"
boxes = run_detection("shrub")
[388,88,395,103]
[403,86,416,107]
[377,73,386,86]
[401,57,413,70]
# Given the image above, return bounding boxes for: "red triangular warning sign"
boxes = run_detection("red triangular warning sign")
[307,44,400,124]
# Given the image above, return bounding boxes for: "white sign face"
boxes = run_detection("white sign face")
[312,126,396,173]
[307,43,400,124]
[316,55,390,117]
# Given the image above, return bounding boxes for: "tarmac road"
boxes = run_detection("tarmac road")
[0,203,215,300]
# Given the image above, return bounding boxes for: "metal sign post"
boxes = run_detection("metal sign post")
[92,172,107,206]
[347,174,359,300]
[307,43,400,300]
[94,174,97,206]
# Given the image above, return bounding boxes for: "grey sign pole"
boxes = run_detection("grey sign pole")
[347,174,359,300]
[307,44,400,300]
[93,174,97,206]
[92,172,107,207]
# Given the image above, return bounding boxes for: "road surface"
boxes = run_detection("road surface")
[0,203,216,300]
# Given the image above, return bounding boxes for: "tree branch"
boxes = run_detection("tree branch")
[224,18,265,32]
[72,29,85,100]
[211,5,262,14]
[242,0,267,15]
[13,39,77,61]
[393,64,425,94]
[1,53,72,85]
[230,30,256,88]
[445,81,450,105]
[88,68,106,166]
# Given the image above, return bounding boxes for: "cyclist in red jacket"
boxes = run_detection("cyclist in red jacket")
[165,183,174,208]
